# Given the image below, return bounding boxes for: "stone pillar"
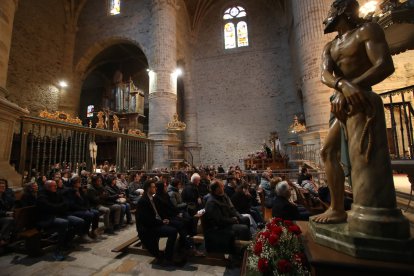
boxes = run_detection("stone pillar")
[58,0,84,116]
[290,0,333,149]
[183,67,201,166]
[0,0,18,96]
[148,0,179,169]
[0,0,29,188]
[58,26,78,115]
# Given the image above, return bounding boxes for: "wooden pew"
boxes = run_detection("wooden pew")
[13,206,42,256]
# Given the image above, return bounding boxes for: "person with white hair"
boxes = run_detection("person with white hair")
[271,181,309,221]
[181,173,203,216]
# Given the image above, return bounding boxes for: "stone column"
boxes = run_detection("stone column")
[183,67,201,166]
[148,0,179,169]
[290,0,333,149]
[0,0,29,188]
[58,25,78,115]
[0,0,18,96]
[58,0,85,116]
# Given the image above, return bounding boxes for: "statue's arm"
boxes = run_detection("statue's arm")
[320,42,337,89]
[351,22,395,87]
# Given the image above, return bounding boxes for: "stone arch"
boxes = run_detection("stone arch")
[75,36,150,81]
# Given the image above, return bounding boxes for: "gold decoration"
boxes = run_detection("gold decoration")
[289,115,306,134]
[113,114,120,132]
[166,113,186,132]
[128,129,146,138]
[96,111,105,129]
[39,110,82,125]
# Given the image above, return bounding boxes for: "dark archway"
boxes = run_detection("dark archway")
[79,43,149,133]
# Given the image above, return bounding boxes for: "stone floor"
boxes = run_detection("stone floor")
[0,225,241,276]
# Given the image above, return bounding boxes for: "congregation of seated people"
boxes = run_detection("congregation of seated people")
[1,162,328,266]
[0,162,147,260]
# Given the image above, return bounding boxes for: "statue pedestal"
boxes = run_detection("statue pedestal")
[308,218,414,262]
[298,221,414,275]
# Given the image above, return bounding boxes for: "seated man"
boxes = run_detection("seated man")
[135,180,178,266]
[181,173,203,216]
[272,181,309,221]
[204,180,250,254]
[0,179,15,249]
[37,180,84,261]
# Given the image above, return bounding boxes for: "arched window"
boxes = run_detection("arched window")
[109,0,121,15]
[223,6,249,49]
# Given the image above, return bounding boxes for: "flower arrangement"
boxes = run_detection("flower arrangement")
[247,218,310,275]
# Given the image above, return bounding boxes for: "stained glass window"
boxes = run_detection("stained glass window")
[224,23,236,49]
[223,6,249,49]
[109,0,121,15]
[237,21,248,47]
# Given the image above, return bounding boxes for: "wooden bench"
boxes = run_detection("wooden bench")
[111,236,141,253]
[112,213,250,266]
[13,206,42,256]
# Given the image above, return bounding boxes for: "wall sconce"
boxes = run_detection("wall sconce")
[59,81,68,88]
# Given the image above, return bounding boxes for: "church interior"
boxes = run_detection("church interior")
[0,0,414,275]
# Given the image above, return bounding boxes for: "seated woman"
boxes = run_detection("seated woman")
[0,179,15,250]
[272,181,309,221]
[128,173,144,208]
[105,176,132,225]
[63,176,100,240]
[135,179,178,266]
[167,179,187,211]
[20,182,39,207]
[231,184,261,233]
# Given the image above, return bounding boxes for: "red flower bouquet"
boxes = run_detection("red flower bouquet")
[247,218,310,275]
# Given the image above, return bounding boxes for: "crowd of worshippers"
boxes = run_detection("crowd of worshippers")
[0,165,138,260]
[0,163,332,264]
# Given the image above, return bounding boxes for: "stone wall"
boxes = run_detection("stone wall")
[7,0,66,114]
[74,0,152,77]
[192,0,302,167]
[374,50,414,92]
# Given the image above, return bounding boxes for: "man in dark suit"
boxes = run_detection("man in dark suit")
[135,179,178,266]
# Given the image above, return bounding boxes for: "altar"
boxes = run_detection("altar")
[244,132,289,170]
[244,157,288,170]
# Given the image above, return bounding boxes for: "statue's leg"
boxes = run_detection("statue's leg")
[313,119,347,223]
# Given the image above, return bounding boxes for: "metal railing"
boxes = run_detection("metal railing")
[284,143,319,168]
[15,116,153,175]
[380,85,414,159]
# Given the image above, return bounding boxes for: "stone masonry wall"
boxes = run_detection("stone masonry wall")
[192,0,302,167]
[74,0,152,75]
[7,0,66,114]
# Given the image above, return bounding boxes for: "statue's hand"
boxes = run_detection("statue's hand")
[331,92,347,122]
[340,79,366,113]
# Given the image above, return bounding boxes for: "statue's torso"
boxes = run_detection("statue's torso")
[329,25,373,81]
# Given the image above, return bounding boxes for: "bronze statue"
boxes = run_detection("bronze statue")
[314,0,396,224]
